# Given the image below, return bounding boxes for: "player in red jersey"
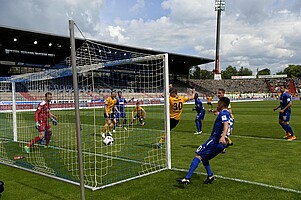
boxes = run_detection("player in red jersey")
[24,92,57,153]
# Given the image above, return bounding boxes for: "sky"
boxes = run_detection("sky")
[0,0,301,75]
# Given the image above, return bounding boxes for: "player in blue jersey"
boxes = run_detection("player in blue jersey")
[193,93,205,135]
[116,91,133,130]
[273,85,296,141]
[209,88,234,153]
[177,97,231,185]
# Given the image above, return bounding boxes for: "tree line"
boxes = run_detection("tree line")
[190,65,301,79]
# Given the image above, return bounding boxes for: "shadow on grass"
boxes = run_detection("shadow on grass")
[16,181,66,200]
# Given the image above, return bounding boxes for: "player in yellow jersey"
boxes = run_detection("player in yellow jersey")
[101,91,119,138]
[156,87,195,148]
[130,101,146,126]
[206,95,213,109]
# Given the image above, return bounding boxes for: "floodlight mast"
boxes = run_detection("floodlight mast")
[214,0,225,80]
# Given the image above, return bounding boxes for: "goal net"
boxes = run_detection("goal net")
[0,36,169,190]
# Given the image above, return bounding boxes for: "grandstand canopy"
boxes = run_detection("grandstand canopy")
[0,26,214,76]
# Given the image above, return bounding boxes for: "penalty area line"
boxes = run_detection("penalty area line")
[173,168,301,194]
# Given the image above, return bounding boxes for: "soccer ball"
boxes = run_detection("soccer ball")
[103,135,114,145]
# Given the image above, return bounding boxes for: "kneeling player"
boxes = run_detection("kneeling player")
[130,101,146,126]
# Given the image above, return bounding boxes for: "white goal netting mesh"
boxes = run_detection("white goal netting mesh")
[0,39,168,190]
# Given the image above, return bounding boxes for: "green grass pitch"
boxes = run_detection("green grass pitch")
[1,100,301,199]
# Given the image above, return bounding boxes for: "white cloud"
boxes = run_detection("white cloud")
[130,0,145,13]
[162,0,215,23]
[105,25,129,43]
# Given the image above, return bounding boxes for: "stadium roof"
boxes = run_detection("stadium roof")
[0,25,214,76]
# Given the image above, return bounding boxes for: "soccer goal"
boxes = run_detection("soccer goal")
[0,21,171,190]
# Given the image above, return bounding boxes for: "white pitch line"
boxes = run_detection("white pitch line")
[173,168,301,194]
[229,134,301,142]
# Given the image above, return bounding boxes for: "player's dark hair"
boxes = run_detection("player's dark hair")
[118,91,122,95]
[194,93,199,100]
[219,97,230,108]
[45,92,52,97]
[170,88,177,95]
[218,88,225,94]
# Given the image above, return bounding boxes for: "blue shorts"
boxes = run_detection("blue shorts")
[196,110,205,121]
[195,138,225,160]
[279,111,291,122]
[116,112,126,119]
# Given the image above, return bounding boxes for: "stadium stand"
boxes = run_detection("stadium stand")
[265,78,297,94]
[177,78,270,94]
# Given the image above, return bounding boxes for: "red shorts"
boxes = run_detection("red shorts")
[38,121,51,132]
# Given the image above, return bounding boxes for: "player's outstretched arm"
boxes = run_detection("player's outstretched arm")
[128,97,135,102]
[51,117,58,125]
[208,108,219,116]
[49,113,58,125]
[273,105,280,111]
[280,101,292,113]
[49,113,57,120]
[187,88,196,100]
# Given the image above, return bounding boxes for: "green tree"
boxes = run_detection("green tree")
[238,66,253,76]
[277,65,301,78]
[221,65,238,79]
[257,68,270,75]
[199,69,213,79]
[190,66,213,79]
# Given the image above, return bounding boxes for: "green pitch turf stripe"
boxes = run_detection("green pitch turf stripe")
[183,131,301,143]
[173,168,301,194]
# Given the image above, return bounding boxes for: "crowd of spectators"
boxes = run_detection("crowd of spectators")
[182,78,270,94]
[171,77,301,100]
